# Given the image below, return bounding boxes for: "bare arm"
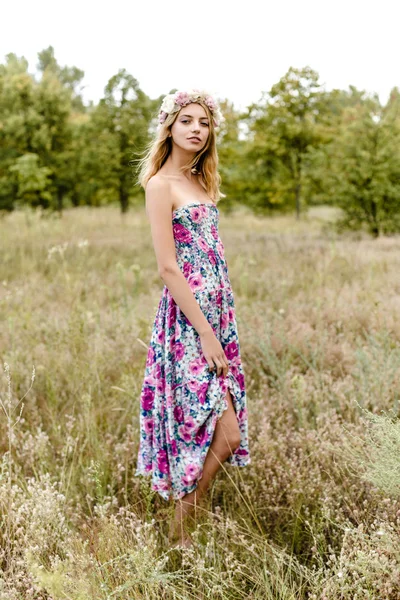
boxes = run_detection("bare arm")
[145,176,229,376]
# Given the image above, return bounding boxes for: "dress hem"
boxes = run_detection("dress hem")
[135,372,251,502]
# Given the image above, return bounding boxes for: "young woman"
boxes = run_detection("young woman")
[134,89,251,548]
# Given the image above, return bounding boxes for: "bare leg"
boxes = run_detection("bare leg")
[168,388,241,546]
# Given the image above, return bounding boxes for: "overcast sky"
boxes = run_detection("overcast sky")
[2,0,399,111]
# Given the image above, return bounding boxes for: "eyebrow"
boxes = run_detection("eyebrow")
[180,114,209,119]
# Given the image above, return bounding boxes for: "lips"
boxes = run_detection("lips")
[188,137,201,142]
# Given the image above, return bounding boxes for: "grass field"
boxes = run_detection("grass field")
[1,205,400,599]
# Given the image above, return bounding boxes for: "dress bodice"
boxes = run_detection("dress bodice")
[171,202,230,296]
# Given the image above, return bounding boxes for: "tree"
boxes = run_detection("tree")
[0,50,81,211]
[215,98,249,211]
[0,54,38,209]
[244,66,326,217]
[97,69,156,213]
[323,100,400,237]
[37,46,85,112]
[9,153,52,207]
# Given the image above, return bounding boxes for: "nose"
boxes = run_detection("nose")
[191,122,200,133]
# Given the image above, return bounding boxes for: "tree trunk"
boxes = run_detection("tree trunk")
[370,224,380,238]
[57,188,63,213]
[295,182,301,220]
[370,198,380,238]
[120,185,129,214]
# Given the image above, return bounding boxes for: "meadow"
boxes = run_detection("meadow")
[1,205,400,599]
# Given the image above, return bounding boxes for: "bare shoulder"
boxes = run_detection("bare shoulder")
[145,174,172,217]
[146,173,171,196]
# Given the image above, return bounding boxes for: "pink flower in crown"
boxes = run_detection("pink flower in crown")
[143,417,154,434]
[190,207,203,222]
[204,95,217,111]
[174,91,191,106]
[159,110,168,124]
[187,272,205,292]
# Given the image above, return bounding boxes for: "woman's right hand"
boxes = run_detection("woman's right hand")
[199,329,229,377]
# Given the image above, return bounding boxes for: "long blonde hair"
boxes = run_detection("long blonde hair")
[135,100,224,203]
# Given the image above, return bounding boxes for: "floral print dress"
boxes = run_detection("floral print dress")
[135,202,251,501]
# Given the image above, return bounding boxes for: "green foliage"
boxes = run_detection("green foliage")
[358,409,400,497]
[8,152,53,207]
[325,104,400,236]
[242,67,328,216]
[96,69,157,212]
[0,49,399,233]
[0,49,154,213]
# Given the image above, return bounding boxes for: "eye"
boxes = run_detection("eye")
[181,119,209,126]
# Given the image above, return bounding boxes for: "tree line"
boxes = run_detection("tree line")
[1,47,400,236]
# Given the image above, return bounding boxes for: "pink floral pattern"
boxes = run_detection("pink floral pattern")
[135,202,251,500]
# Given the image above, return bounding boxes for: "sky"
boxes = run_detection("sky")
[2,0,399,112]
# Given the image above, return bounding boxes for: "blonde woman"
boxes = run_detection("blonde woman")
[135,89,250,548]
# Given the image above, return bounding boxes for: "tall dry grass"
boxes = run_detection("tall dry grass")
[1,204,400,599]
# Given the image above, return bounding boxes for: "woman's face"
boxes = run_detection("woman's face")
[170,102,210,152]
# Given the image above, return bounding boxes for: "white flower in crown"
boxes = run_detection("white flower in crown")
[160,94,178,114]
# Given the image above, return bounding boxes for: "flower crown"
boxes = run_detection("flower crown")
[158,88,224,128]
